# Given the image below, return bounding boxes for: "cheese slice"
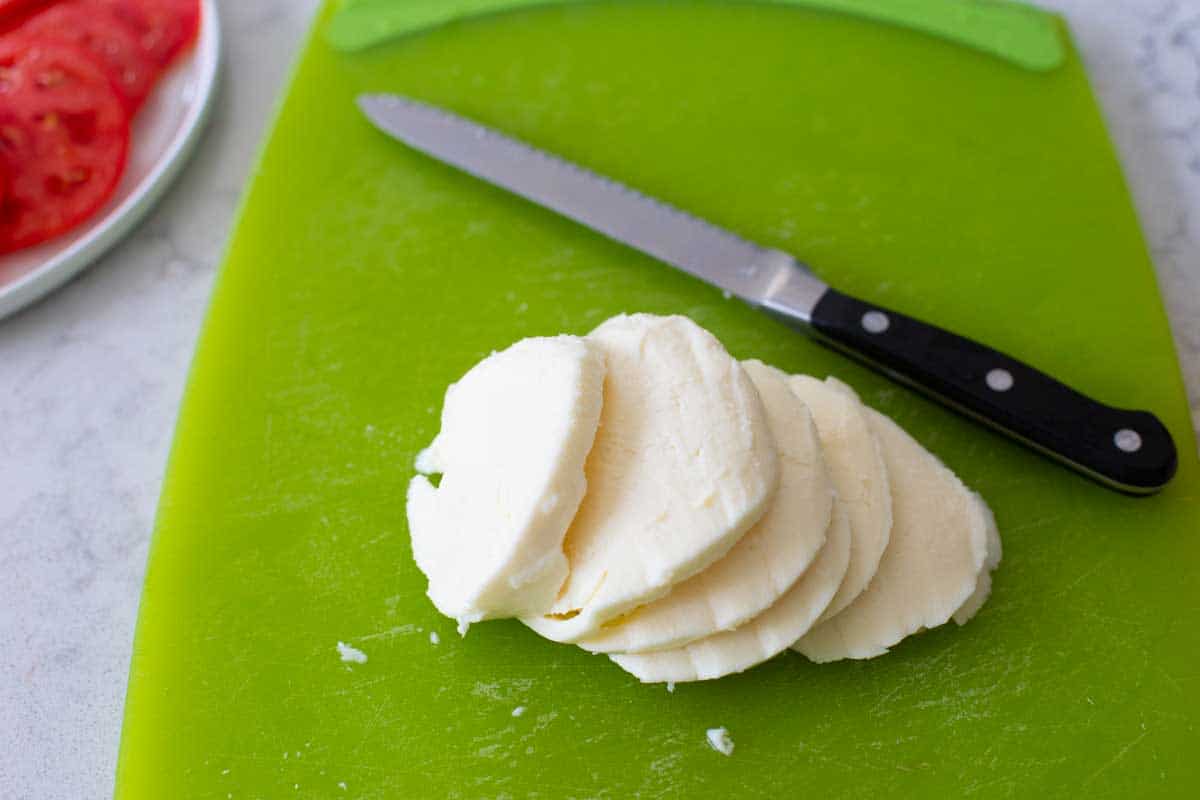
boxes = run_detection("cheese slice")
[523,314,779,642]
[953,494,1002,625]
[577,360,832,655]
[786,375,892,621]
[793,408,990,663]
[406,335,605,626]
[610,501,852,682]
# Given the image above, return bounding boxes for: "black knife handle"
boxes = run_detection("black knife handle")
[807,288,1178,494]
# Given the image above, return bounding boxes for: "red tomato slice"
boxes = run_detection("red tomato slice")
[20,1,161,111]
[0,35,130,254]
[101,0,201,70]
[0,0,50,25]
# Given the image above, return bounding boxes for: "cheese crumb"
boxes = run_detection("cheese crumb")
[430,631,440,645]
[336,641,368,664]
[706,727,734,756]
[338,782,347,791]
[666,682,675,693]
[512,706,527,717]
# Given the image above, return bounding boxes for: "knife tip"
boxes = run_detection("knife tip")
[357,93,432,129]
[355,93,390,115]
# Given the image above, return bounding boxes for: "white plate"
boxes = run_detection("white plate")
[0,0,221,321]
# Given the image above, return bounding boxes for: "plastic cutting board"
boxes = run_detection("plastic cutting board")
[116,1,1200,797]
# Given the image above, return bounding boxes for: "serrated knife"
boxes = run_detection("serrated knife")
[358,93,1177,495]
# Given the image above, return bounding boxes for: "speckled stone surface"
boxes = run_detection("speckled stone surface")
[0,2,1196,797]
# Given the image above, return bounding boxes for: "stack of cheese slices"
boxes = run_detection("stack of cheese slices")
[407,313,1001,683]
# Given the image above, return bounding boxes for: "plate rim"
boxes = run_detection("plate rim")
[0,0,222,322]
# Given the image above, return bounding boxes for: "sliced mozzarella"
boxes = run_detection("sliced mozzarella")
[793,408,990,663]
[953,494,1002,625]
[524,314,779,642]
[406,335,605,626]
[610,501,852,683]
[786,375,892,621]
[577,360,832,655]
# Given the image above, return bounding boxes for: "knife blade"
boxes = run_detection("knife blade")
[358,93,1177,495]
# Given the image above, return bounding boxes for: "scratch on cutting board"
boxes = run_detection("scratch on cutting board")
[1153,664,1184,695]
[359,530,393,549]
[346,699,394,755]
[323,675,392,699]
[1082,729,1150,788]
[1051,553,1114,597]
[358,624,420,641]
[1001,514,1064,534]
[470,678,536,702]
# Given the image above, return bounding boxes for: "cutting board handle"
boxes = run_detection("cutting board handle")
[326,0,1065,72]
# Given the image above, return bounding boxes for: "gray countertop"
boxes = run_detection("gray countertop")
[1,1,1197,797]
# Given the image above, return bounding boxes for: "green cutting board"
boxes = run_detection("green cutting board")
[116,1,1200,797]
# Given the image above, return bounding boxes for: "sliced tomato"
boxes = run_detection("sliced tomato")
[102,0,201,70]
[0,0,50,23]
[0,0,52,35]
[0,35,130,254]
[19,1,161,111]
